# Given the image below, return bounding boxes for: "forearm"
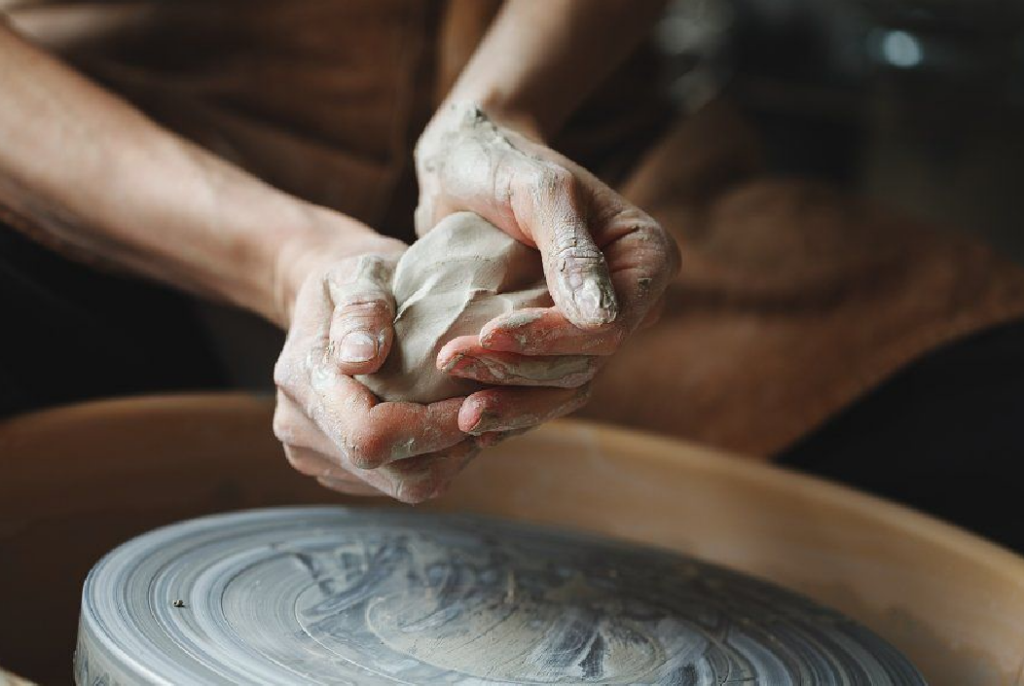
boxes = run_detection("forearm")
[445,0,669,139]
[0,24,373,326]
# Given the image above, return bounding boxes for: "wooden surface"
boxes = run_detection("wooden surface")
[1,393,1023,685]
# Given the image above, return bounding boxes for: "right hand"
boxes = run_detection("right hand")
[270,222,480,503]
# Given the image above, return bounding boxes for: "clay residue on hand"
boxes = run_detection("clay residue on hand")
[444,352,594,388]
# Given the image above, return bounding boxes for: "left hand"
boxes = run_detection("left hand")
[271,220,478,503]
[415,101,681,438]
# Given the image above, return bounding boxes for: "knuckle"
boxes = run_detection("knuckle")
[272,355,295,389]
[328,254,393,285]
[536,164,575,195]
[272,413,297,445]
[274,345,316,391]
[327,258,395,304]
[552,237,603,267]
[517,162,575,205]
[336,298,393,324]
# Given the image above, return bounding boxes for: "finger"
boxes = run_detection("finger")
[326,256,396,375]
[282,444,344,479]
[479,308,624,356]
[276,395,391,497]
[482,209,679,355]
[437,336,597,388]
[509,161,619,328]
[317,475,387,497]
[459,384,592,435]
[421,106,618,328]
[371,439,481,504]
[285,446,387,497]
[600,215,680,323]
[278,396,474,501]
[478,238,675,357]
[274,359,466,469]
[274,390,340,456]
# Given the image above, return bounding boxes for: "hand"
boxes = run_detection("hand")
[415,102,681,437]
[271,220,480,503]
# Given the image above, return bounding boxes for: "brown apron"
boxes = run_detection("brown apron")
[4,0,1024,457]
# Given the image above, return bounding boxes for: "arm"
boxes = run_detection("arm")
[0,23,349,325]
[0,24,472,502]
[448,0,670,140]
[417,0,680,438]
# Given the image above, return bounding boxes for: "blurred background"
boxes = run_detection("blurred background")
[657,0,1024,264]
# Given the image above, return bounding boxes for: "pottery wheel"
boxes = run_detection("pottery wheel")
[76,507,926,685]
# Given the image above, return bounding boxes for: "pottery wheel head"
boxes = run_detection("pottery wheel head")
[76,507,927,685]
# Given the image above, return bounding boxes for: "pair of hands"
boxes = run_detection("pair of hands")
[272,103,680,502]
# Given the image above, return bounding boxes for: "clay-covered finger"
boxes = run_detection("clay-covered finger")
[479,239,674,357]
[417,104,617,328]
[283,444,348,480]
[479,308,624,356]
[316,475,387,497]
[485,208,678,355]
[458,384,592,435]
[277,394,472,502]
[599,216,680,324]
[329,383,466,468]
[438,336,597,388]
[326,255,396,375]
[364,439,481,504]
[510,162,619,328]
[273,390,340,457]
[277,359,465,469]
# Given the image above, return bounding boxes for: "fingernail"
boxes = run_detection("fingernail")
[467,410,501,435]
[439,352,467,374]
[448,355,508,382]
[569,275,618,325]
[339,331,377,363]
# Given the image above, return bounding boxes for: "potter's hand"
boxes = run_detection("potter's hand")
[272,231,479,503]
[415,102,680,437]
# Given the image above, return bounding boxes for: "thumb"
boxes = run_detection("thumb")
[327,255,397,375]
[511,164,618,328]
[416,102,617,328]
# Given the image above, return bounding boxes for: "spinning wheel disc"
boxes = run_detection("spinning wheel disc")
[76,507,926,685]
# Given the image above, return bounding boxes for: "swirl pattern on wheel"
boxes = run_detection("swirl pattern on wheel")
[76,507,926,685]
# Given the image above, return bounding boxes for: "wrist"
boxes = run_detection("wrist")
[421,99,547,156]
[469,97,548,143]
[269,206,405,328]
